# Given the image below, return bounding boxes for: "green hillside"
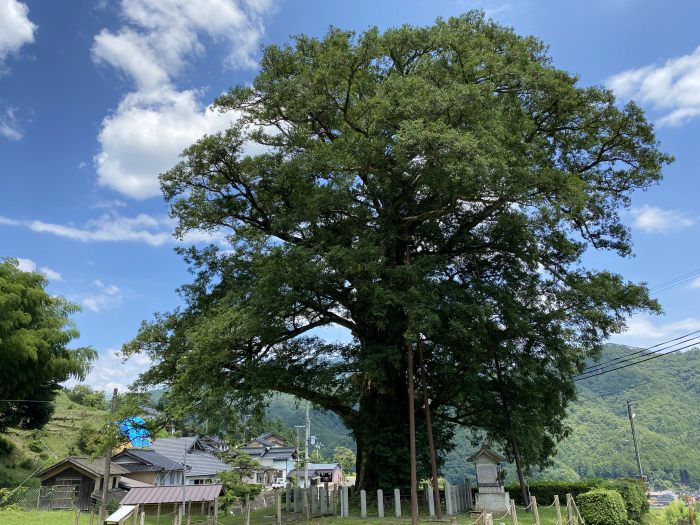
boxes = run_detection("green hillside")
[0,391,107,487]
[265,344,700,487]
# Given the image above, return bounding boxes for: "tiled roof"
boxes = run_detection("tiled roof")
[113,449,185,472]
[37,456,128,479]
[151,438,231,478]
[120,484,223,505]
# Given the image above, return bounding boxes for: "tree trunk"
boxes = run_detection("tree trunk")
[418,337,443,519]
[511,434,530,510]
[407,340,418,525]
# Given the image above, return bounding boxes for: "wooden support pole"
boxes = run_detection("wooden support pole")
[566,494,573,525]
[140,510,145,525]
[89,508,94,525]
[532,496,540,525]
[554,495,562,525]
[510,500,518,525]
[187,500,192,525]
[377,490,384,518]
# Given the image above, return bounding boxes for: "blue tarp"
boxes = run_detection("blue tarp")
[119,416,151,448]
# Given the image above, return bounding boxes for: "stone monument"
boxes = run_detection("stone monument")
[467,444,511,514]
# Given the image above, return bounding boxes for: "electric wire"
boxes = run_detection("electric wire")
[574,340,697,381]
[579,330,700,374]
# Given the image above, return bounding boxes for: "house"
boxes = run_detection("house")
[286,463,343,487]
[245,432,287,448]
[199,435,231,454]
[150,436,231,485]
[237,445,297,485]
[112,448,186,486]
[37,456,129,511]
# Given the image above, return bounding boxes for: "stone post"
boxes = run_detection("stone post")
[320,483,328,514]
[427,484,435,517]
[445,482,453,515]
[285,483,292,513]
[377,489,384,518]
[360,490,367,518]
[394,488,401,518]
[342,485,350,517]
[311,486,318,515]
[276,489,282,525]
[294,485,302,513]
[466,479,473,510]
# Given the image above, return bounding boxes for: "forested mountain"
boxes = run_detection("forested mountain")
[268,344,699,487]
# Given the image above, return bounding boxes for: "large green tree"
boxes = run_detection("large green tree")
[0,259,96,431]
[124,13,669,490]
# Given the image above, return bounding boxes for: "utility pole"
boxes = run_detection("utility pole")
[181,442,188,517]
[98,388,118,523]
[407,339,419,525]
[626,401,644,480]
[304,401,310,490]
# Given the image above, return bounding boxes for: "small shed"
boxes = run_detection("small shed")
[119,483,223,519]
[37,456,128,511]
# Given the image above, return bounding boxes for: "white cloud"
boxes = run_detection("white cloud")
[14,257,63,281]
[0,104,22,140]
[0,0,36,65]
[608,46,700,126]
[66,348,152,392]
[630,205,694,233]
[612,315,700,347]
[89,199,128,209]
[92,0,276,199]
[80,280,123,312]
[0,211,228,246]
[690,277,700,289]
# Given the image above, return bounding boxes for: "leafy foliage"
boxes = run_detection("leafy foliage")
[606,478,648,523]
[124,13,668,490]
[506,480,603,505]
[333,446,356,474]
[0,259,96,432]
[64,385,106,410]
[578,489,628,525]
[218,453,264,509]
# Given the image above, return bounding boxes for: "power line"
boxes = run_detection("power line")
[580,330,700,374]
[649,267,700,293]
[574,340,697,382]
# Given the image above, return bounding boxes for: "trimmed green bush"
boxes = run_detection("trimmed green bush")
[506,480,604,505]
[605,478,648,523]
[578,489,628,525]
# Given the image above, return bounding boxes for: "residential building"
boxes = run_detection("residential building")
[237,445,297,485]
[244,432,288,448]
[286,463,343,487]
[150,436,231,485]
[112,448,185,486]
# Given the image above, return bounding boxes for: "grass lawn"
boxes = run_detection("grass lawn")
[0,504,563,525]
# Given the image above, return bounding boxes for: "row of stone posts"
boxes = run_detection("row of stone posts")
[445,479,474,515]
[284,480,474,519]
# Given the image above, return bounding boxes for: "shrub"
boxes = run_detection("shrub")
[605,478,648,523]
[663,500,689,525]
[578,489,628,525]
[0,436,15,458]
[506,479,604,505]
[28,438,43,453]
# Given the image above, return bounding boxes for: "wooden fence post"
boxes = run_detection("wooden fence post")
[377,489,384,518]
[566,494,573,525]
[140,510,145,525]
[394,488,402,518]
[532,496,541,525]
[510,500,518,525]
[89,508,94,525]
[554,495,562,525]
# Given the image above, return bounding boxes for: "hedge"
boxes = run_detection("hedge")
[604,478,648,523]
[577,489,628,525]
[505,480,604,505]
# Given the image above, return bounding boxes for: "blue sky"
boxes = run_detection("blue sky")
[1,0,699,391]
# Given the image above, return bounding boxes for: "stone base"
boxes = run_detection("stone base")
[475,492,511,514]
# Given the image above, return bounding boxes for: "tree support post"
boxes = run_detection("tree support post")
[554,495,562,525]
[532,496,540,525]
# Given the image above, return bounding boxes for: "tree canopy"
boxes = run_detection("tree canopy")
[124,12,670,490]
[0,259,96,431]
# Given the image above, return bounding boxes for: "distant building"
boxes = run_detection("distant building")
[237,445,297,485]
[150,436,231,485]
[287,463,343,487]
[245,432,288,448]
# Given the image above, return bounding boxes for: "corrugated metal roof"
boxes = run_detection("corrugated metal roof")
[120,484,224,505]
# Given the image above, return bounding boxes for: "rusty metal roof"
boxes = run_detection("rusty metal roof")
[120,484,223,505]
